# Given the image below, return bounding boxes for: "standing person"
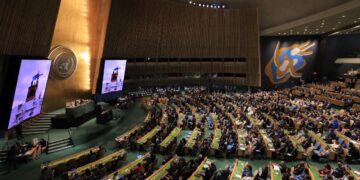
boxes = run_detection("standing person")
[8,145,18,171]
[15,124,24,140]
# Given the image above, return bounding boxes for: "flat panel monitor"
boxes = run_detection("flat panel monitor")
[101,60,127,94]
[8,59,52,129]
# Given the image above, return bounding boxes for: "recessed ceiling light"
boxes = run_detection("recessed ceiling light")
[354,21,358,23]
[358,17,360,20]
[332,27,336,30]
[338,22,341,24]
[278,33,281,35]
[297,32,299,34]
[283,32,287,35]
[316,28,319,31]
[342,15,346,18]
[304,29,308,31]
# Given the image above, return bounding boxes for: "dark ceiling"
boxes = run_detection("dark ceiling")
[172,0,360,36]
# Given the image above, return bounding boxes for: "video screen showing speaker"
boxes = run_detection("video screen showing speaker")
[8,60,52,129]
[101,60,127,94]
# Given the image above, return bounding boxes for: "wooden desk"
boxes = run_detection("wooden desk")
[215,103,225,111]
[144,112,152,123]
[237,129,246,156]
[159,127,181,151]
[146,155,178,180]
[69,149,126,178]
[262,113,280,129]
[102,152,150,179]
[347,166,359,180]
[227,113,237,125]
[210,128,221,154]
[259,129,275,158]
[315,95,345,107]
[115,124,144,143]
[137,126,161,145]
[288,136,305,160]
[335,131,360,151]
[229,160,246,180]
[308,164,322,180]
[353,103,360,112]
[300,113,322,129]
[194,113,203,124]
[41,146,100,171]
[188,157,208,180]
[177,113,184,127]
[270,162,282,180]
[210,113,218,125]
[308,131,336,160]
[245,113,261,128]
[185,128,202,151]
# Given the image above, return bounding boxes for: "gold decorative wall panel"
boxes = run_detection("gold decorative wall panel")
[43,0,111,112]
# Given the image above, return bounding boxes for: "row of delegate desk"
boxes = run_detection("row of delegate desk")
[42,147,359,180]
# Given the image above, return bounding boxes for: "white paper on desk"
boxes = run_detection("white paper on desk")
[235,175,242,178]
[273,165,280,171]
[354,170,360,176]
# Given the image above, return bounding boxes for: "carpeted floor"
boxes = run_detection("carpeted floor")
[0,101,359,179]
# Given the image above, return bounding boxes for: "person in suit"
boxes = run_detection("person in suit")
[15,124,24,140]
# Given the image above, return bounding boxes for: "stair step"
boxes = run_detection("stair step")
[31,122,51,126]
[23,131,47,135]
[47,145,74,154]
[48,143,73,151]
[23,127,49,131]
[37,118,52,121]
[41,115,58,118]
[49,138,72,146]
[29,124,51,128]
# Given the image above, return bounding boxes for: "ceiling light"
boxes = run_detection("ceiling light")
[316,28,319,31]
[338,22,341,24]
[189,1,193,4]
[332,27,336,30]
[354,21,358,23]
[342,15,346,18]
[283,32,287,35]
[304,29,308,31]
[296,32,299,34]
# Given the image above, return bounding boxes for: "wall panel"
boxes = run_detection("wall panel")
[0,0,60,56]
[104,0,261,87]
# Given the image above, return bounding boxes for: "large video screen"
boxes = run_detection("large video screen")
[8,60,52,129]
[101,60,127,94]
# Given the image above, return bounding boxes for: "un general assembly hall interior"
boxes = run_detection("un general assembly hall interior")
[1,0,360,179]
